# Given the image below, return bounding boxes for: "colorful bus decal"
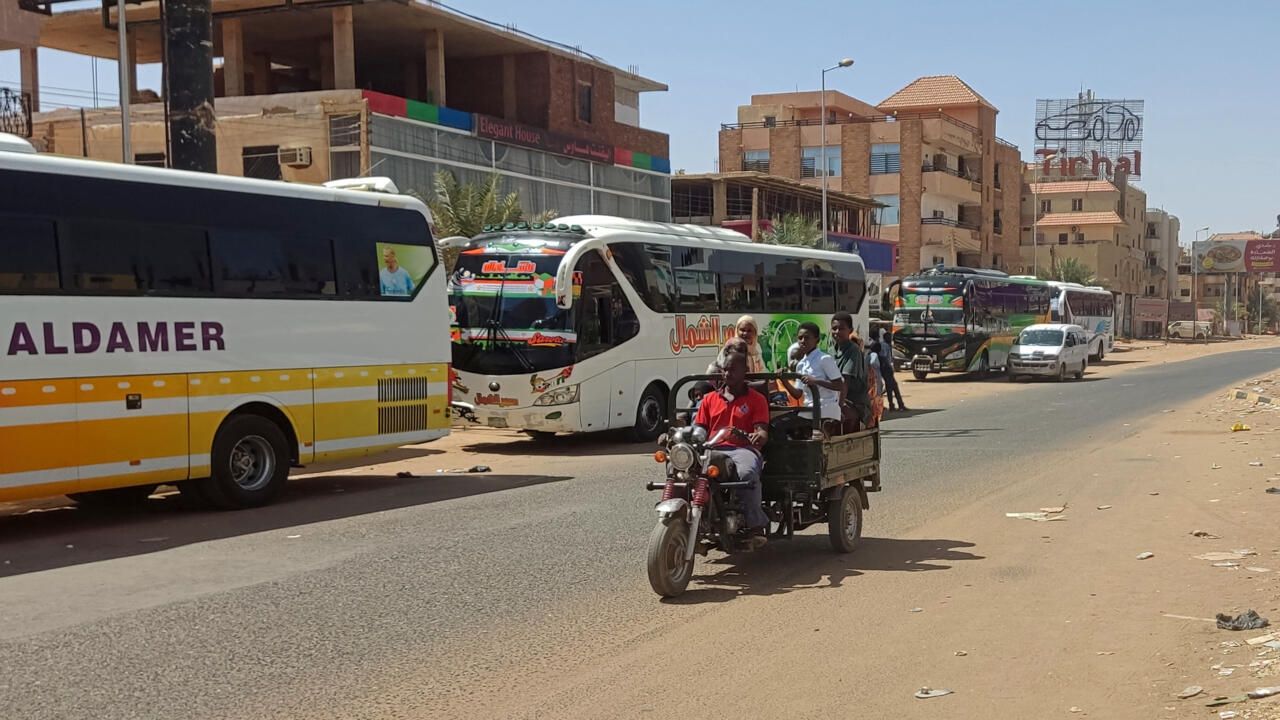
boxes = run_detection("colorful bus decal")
[666,313,841,371]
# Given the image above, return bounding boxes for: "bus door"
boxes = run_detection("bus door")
[574,251,639,430]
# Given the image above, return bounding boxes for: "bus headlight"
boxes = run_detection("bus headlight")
[945,349,965,360]
[892,346,906,359]
[534,384,580,406]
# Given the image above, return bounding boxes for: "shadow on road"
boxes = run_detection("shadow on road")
[664,536,983,604]
[0,471,572,578]
[459,430,645,457]
[881,408,943,421]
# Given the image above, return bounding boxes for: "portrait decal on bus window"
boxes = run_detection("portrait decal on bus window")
[377,242,432,297]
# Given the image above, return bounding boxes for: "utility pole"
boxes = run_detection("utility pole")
[166,0,217,172]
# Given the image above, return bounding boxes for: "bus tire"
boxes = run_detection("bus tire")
[912,370,928,381]
[629,383,667,443]
[200,414,290,510]
[67,484,157,510]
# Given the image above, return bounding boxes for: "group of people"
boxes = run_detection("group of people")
[701,315,906,436]
[684,314,906,546]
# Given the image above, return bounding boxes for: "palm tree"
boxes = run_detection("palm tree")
[1037,257,1096,285]
[762,213,824,248]
[421,170,558,270]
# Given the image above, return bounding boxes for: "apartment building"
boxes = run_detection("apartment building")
[1144,209,1181,300]
[20,1,672,220]
[718,75,1023,275]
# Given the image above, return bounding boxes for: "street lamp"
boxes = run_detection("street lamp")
[1194,226,1209,344]
[820,58,854,249]
[1031,152,1059,277]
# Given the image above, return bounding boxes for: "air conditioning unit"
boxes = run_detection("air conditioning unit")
[1070,225,1079,233]
[278,146,312,168]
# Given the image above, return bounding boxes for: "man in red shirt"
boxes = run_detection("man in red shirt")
[693,351,770,535]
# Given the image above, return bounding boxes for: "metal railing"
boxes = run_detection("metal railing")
[722,110,980,135]
[741,158,770,173]
[921,161,982,184]
[921,216,980,231]
[0,88,32,138]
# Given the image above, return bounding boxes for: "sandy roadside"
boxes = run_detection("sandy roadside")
[402,366,1280,720]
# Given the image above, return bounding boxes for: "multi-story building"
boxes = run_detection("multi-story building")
[1144,209,1181,301]
[19,1,673,220]
[1019,173,1148,334]
[717,75,1023,275]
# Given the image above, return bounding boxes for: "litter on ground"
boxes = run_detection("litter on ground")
[1217,610,1270,631]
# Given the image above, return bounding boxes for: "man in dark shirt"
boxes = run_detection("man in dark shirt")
[831,312,869,432]
[693,351,771,536]
[871,328,908,411]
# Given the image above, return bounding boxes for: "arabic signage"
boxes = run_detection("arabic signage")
[475,114,614,164]
[1192,239,1280,273]
[668,314,735,355]
[1035,92,1144,179]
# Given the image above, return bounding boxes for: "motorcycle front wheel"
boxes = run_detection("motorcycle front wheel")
[647,517,694,598]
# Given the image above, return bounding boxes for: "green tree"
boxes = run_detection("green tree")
[1036,257,1096,285]
[420,170,557,271]
[762,213,825,248]
[1247,289,1279,333]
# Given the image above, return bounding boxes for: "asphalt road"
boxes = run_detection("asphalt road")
[1,346,1276,719]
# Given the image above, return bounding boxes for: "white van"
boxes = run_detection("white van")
[1007,324,1090,382]
[1168,320,1210,340]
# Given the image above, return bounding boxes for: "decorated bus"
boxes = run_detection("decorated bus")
[891,267,1054,380]
[448,216,868,440]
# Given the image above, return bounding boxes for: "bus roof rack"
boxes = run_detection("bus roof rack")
[920,265,1010,278]
[323,177,401,194]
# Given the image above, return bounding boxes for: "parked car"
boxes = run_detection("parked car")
[1168,320,1210,340]
[1007,324,1089,382]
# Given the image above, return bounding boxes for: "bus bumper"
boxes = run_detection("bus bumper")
[471,403,583,433]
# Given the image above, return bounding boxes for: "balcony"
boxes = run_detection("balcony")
[922,116,980,154]
[921,217,980,254]
[921,161,981,201]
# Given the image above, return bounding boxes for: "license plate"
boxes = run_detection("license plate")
[913,359,931,371]
[487,417,508,428]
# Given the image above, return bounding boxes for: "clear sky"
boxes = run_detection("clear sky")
[4,0,1278,242]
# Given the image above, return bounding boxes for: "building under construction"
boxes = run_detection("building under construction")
[7,0,673,219]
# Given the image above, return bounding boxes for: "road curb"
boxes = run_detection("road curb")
[1228,389,1276,405]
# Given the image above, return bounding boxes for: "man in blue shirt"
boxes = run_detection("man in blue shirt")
[379,246,415,296]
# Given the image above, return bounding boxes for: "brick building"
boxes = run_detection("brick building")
[718,75,1023,275]
[19,0,672,219]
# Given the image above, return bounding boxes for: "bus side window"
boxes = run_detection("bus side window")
[0,215,59,292]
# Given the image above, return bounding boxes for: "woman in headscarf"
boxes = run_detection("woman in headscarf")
[717,315,766,374]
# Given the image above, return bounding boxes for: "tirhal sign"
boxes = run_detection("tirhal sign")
[1035,91,1144,179]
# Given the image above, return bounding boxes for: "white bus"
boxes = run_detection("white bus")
[1046,281,1115,361]
[448,216,868,440]
[0,136,450,509]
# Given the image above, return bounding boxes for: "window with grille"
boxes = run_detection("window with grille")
[869,143,900,174]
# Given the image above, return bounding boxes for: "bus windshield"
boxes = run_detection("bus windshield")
[449,248,577,374]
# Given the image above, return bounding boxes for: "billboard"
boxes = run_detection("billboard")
[1192,239,1280,273]
[1035,91,1143,179]
[1133,298,1169,324]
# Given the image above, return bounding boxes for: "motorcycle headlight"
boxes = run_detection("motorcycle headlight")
[533,384,580,406]
[669,443,697,472]
[945,349,965,360]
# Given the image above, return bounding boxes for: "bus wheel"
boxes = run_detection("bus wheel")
[629,383,667,443]
[912,370,928,381]
[200,414,290,510]
[67,484,157,510]
[977,352,990,374]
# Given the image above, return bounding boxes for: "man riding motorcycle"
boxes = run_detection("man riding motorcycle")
[691,351,771,543]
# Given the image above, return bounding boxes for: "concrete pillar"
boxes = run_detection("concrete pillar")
[251,52,272,94]
[126,27,139,100]
[425,28,445,105]
[332,6,355,90]
[711,178,727,225]
[319,39,334,90]
[502,54,517,119]
[222,18,244,96]
[19,47,38,112]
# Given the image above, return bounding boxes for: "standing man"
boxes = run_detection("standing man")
[792,321,845,436]
[871,328,907,412]
[831,312,869,433]
[692,351,771,544]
